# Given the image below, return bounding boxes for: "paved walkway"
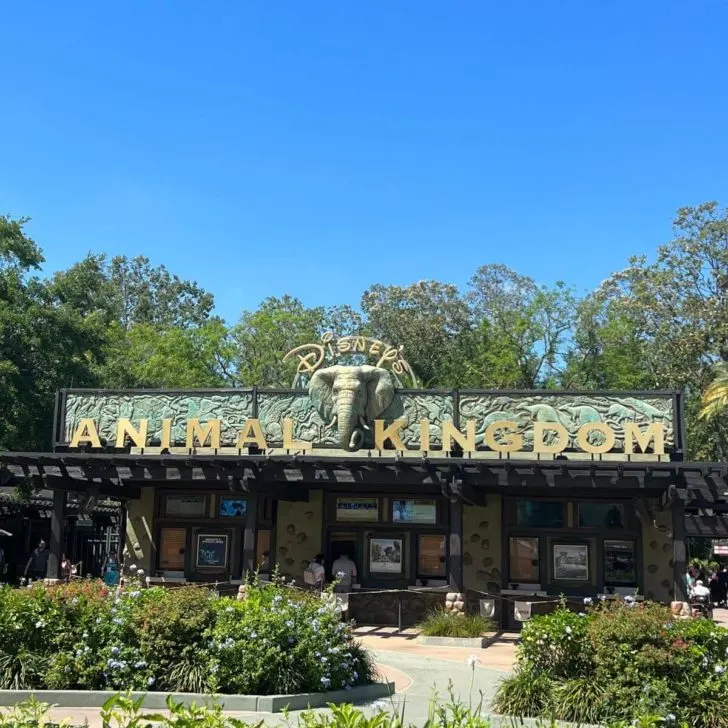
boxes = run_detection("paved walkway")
[5,630,519,726]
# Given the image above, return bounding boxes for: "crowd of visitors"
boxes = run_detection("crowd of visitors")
[686,564,728,606]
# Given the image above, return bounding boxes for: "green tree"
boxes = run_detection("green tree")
[360,280,471,387]
[466,264,578,388]
[595,201,728,459]
[0,216,104,450]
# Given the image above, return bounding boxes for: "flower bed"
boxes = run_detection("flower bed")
[493,599,728,727]
[0,576,373,696]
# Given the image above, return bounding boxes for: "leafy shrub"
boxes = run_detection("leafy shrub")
[493,599,728,727]
[0,577,373,696]
[491,669,555,717]
[418,609,495,638]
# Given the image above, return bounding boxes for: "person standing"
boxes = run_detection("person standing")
[102,550,120,587]
[331,552,357,593]
[24,539,50,581]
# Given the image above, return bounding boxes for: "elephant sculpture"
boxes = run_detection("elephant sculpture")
[309,365,396,451]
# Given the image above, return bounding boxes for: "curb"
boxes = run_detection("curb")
[417,636,490,648]
[0,682,395,713]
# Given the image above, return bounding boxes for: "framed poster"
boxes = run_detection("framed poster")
[369,537,403,574]
[553,543,589,581]
[603,540,636,584]
[336,497,379,522]
[219,498,248,518]
[393,499,437,524]
[196,533,229,569]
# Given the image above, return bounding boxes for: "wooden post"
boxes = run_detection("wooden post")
[47,490,65,580]
[242,492,259,578]
[449,497,464,593]
[672,495,688,603]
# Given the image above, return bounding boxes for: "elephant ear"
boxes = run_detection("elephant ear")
[362,366,396,422]
[309,367,338,422]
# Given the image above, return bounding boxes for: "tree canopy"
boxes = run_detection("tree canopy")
[1,203,727,460]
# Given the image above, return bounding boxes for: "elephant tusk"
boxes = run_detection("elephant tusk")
[328,414,337,428]
[358,416,370,431]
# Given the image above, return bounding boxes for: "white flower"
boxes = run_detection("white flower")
[129,564,138,572]
[715,664,725,674]
[35,621,43,628]
[372,700,388,712]
[565,626,572,634]
[467,655,478,668]
[137,569,145,576]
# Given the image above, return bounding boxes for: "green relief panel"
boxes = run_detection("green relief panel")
[63,392,254,446]
[458,393,675,452]
[381,393,454,448]
[257,392,337,446]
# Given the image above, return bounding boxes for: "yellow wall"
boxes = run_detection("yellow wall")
[123,487,155,573]
[463,496,502,596]
[642,500,674,603]
[275,489,323,582]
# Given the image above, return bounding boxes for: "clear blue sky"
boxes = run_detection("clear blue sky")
[2,1,727,323]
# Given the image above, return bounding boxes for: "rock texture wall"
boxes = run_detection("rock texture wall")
[643,500,674,603]
[124,488,155,573]
[275,490,323,581]
[463,497,502,620]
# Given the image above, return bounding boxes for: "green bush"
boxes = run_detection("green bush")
[0,577,373,696]
[493,599,728,727]
[418,609,495,638]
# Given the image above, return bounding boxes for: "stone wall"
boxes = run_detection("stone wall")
[463,496,502,621]
[123,488,155,573]
[275,489,323,581]
[642,499,674,603]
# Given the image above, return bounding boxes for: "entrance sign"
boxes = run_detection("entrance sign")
[67,415,668,456]
[393,499,437,524]
[59,350,677,457]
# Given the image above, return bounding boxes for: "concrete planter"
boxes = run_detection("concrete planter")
[417,635,491,648]
[0,682,394,713]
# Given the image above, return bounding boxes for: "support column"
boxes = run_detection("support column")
[447,496,464,612]
[47,490,65,580]
[243,492,260,577]
[672,495,688,604]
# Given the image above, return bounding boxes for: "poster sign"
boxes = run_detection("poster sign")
[370,538,403,574]
[553,543,589,581]
[219,498,247,518]
[336,498,379,522]
[393,499,437,524]
[196,534,228,569]
[165,494,206,517]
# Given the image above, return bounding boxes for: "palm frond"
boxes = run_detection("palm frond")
[699,364,728,420]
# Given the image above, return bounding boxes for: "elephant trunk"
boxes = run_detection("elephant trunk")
[336,389,359,451]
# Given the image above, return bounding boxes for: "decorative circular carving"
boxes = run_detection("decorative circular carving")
[647,564,658,574]
[490,568,501,580]
[463,552,473,566]
[278,547,288,556]
[296,532,307,544]
[482,557,493,567]
[481,539,490,551]
[650,541,658,550]
[479,521,489,530]
[304,511,314,520]
[470,533,481,543]
[661,579,671,589]
[286,524,295,535]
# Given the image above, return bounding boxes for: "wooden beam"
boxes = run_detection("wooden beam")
[47,489,65,580]
[242,492,259,576]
